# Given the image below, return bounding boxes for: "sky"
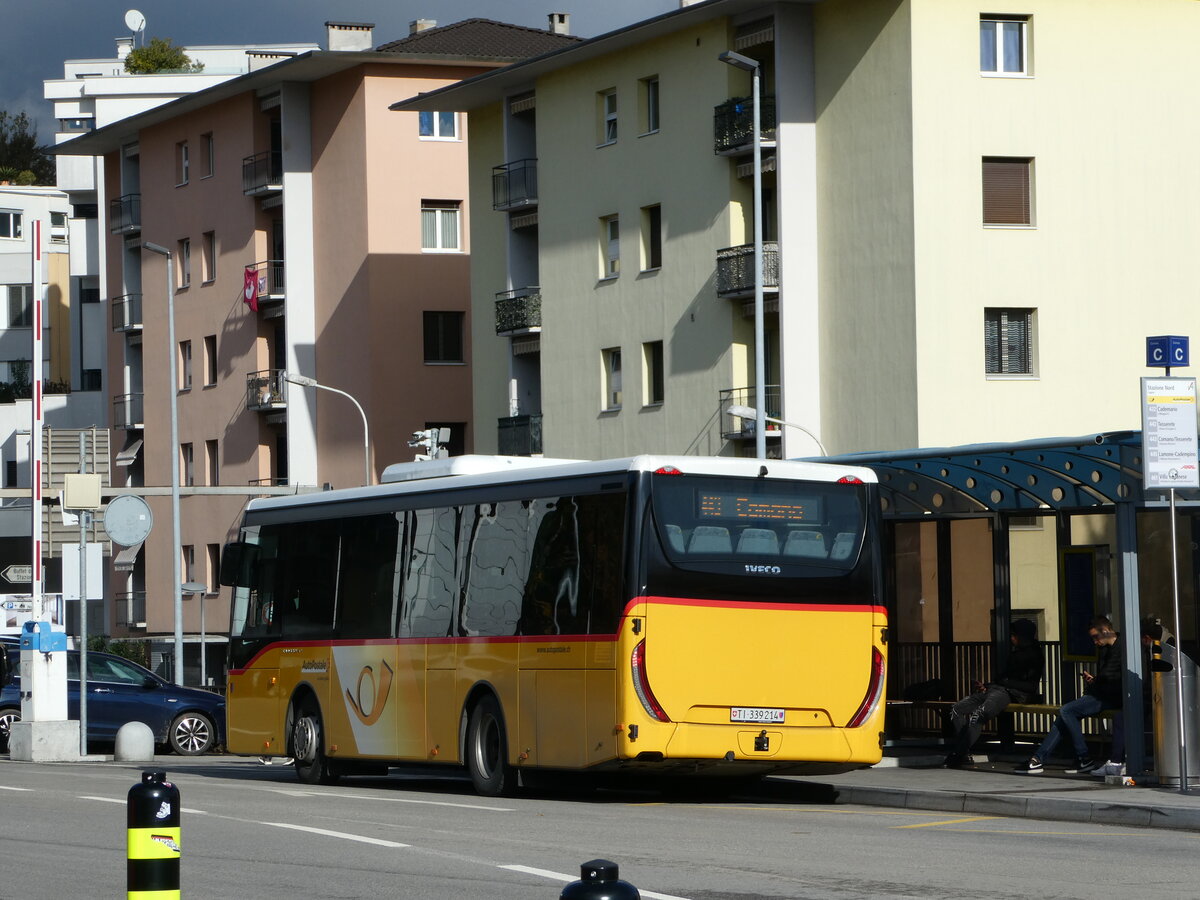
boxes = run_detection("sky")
[2,0,677,138]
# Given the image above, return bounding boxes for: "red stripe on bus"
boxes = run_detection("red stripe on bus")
[625,596,887,616]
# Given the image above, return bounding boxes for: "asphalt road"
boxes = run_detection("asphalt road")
[0,757,1196,899]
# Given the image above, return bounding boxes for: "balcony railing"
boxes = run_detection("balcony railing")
[242,150,283,195]
[716,241,779,298]
[248,476,288,487]
[113,393,144,429]
[247,259,286,303]
[109,193,141,234]
[713,96,777,155]
[111,293,143,332]
[498,414,543,456]
[495,286,542,335]
[719,385,781,441]
[114,591,146,629]
[492,158,538,211]
[246,369,287,411]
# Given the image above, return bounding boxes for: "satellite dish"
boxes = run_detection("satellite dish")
[124,9,146,34]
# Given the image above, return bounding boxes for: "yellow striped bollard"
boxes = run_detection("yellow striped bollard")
[127,770,181,899]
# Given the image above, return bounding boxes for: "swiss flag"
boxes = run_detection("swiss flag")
[243,266,260,312]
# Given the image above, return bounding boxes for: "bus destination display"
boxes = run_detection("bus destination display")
[697,492,821,522]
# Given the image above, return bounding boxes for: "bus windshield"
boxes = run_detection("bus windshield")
[650,473,867,570]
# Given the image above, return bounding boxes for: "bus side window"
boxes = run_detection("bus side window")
[274,519,340,637]
[337,514,401,639]
[461,501,524,637]
[521,497,581,636]
[400,506,456,638]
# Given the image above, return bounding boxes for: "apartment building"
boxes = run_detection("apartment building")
[398,0,1200,461]
[54,19,579,681]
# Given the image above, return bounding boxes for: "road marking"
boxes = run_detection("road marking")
[896,816,999,829]
[79,795,206,814]
[0,785,34,792]
[499,865,692,900]
[79,796,124,804]
[260,821,410,848]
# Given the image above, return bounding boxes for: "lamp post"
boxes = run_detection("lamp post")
[727,404,827,456]
[282,372,372,485]
[140,241,184,686]
[182,581,207,687]
[719,49,766,460]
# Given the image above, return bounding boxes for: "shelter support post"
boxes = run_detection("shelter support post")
[1115,500,1145,775]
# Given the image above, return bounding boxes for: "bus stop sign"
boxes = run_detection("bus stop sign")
[1147,335,1189,369]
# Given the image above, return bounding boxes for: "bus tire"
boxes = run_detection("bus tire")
[292,697,339,785]
[465,694,516,797]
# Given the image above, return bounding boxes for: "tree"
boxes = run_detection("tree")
[124,37,204,74]
[0,111,53,185]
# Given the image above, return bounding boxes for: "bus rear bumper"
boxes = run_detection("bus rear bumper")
[653,722,881,767]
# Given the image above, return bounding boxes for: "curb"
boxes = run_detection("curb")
[832,783,1200,833]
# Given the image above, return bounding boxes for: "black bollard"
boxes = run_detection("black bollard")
[127,770,181,899]
[560,858,640,899]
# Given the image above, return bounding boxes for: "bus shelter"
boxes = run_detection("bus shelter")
[828,431,1198,775]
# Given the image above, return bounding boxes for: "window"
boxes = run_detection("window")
[59,118,93,132]
[640,76,660,134]
[601,215,619,278]
[982,157,1032,226]
[602,347,622,410]
[202,231,215,283]
[182,544,195,583]
[206,544,220,592]
[203,334,217,385]
[179,340,192,390]
[643,340,664,406]
[641,205,662,271]
[205,439,219,486]
[0,210,22,239]
[985,308,1036,375]
[81,368,101,391]
[178,238,191,287]
[181,443,195,487]
[418,111,458,139]
[980,16,1029,75]
[176,140,189,185]
[421,201,461,251]
[6,285,32,327]
[50,212,68,244]
[200,132,214,177]
[598,89,617,145]
[423,311,464,363]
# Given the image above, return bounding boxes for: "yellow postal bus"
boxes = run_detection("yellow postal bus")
[220,455,886,795]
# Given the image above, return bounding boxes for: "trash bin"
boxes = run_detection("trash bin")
[1151,646,1200,786]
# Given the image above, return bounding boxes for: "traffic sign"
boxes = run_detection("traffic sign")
[1,565,32,584]
[1147,335,1189,369]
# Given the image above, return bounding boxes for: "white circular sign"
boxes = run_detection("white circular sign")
[104,494,154,547]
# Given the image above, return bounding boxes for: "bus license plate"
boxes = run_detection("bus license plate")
[730,707,785,724]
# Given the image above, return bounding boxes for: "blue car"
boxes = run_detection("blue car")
[0,643,224,755]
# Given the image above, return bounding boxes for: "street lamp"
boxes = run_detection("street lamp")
[182,581,208,687]
[140,241,184,686]
[727,404,827,456]
[282,372,372,485]
[719,49,766,460]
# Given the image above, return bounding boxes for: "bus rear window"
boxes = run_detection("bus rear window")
[650,474,866,569]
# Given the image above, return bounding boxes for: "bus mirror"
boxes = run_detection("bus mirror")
[219,542,255,586]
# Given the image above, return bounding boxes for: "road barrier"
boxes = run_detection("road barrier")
[127,770,181,899]
[560,858,640,898]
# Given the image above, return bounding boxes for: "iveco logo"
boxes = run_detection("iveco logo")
[744,564,782,574]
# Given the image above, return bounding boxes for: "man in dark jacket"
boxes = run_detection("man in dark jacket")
[1014,615,1122,775]
[944,618,1043,768]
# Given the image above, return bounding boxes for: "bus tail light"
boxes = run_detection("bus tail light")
[653,465,684,476]
[631,640,670,722]
[836,475,865,484]
[846,647,885,728]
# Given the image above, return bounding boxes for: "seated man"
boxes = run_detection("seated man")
[944,618,1042,768]
[1014,615,1122,775]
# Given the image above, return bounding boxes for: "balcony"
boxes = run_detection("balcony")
[114,591,146,629]
[242,150,282,196]
[492,158,538,211]
[716,242,779,299]
[713,96,777,155]
[248,476,288,487]
[495,286,541,335]
[247,259,285,316]
[109,193,141,234]
[498,414,542,456]
[111,293,143,332]
[246,369,287,412]
[719,386,781,441]
[113,393,144,429]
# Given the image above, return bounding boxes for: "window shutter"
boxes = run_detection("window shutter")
[985,308,1033,374]
[982,158,1031,225]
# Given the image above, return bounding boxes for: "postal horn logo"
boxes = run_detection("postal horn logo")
[346,660,394,726]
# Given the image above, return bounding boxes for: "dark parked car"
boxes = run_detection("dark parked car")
[0,645,224,755]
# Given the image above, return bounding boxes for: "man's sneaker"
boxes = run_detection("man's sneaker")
[1013,757,1043,774]
[1066,757,1099,774]
[1095,760,1126,777]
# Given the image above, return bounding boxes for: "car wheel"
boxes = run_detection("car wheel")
[465,694,516,797]
[0,706,18,752]
[292,698,338,785]
[169,712,215,755]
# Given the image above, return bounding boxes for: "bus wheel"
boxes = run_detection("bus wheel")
[465,694,516,797]
[293,698,339,785]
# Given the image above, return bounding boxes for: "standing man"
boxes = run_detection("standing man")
[1014,616,1122,775]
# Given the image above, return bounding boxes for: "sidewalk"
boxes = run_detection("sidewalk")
[799,751,1200,833]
